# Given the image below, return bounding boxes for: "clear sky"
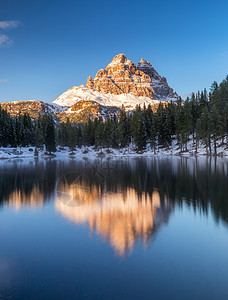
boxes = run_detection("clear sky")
[0,0,228,102]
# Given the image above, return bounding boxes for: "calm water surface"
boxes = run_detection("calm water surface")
[0,157,228,299]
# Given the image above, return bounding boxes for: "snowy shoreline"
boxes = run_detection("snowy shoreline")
[0,140,228,161]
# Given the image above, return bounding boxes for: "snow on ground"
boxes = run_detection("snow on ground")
[0,138,227,161]
[53,85,160,109]
[46,102,67,113]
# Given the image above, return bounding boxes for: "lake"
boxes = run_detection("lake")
[0,157,228,299]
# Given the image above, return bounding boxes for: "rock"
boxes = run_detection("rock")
[0,100,63,119]
[137,58,179,101]
[86,54,155,98]
[69,152,76,156]
[84,54,179,101]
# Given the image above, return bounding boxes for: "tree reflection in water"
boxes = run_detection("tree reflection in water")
[0,157,227,254]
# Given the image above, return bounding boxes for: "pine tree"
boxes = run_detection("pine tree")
[45,115,56,153]
[197,107,212,154]
[8,118,17,147]
[95,118,105,148]
[83,118,95,146]
[157,103,169,147]
[35,118,44,149]
[150,113,157,154]
[68,124,77,151]
[135,112,147,150]
[104,116,113,148]
[76,126,83,147]
[118,106,131,147]
[110,114,119,148]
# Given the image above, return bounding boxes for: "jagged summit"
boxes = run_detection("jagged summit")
[138,58,151,67]
[53,53,179,109]
[85,53,154,98]
[106,53,133,67]
[137,58,179,100]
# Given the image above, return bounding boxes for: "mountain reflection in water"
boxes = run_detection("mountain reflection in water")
[55,183,171,255]
[0,157,227,255]
[1,157,228,300]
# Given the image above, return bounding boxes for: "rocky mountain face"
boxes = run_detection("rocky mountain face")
[86,54,155,98]
[85,54,178,101]
[0,100,63,119]
[0,99,120,123]
[57,100,119,123]
[137,59,178,101]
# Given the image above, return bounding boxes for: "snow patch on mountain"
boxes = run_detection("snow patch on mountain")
[53,85,160,109]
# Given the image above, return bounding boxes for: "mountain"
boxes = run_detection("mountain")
[137,58,179,100]
[86,53,155,97]
[53,53,179,109]
[0,100,64,118]
[0,54,179,121]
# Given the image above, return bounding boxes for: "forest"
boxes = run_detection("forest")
[0,76,228,155]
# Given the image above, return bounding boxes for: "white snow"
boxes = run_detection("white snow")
[45,102,67,113]
[0,138,227,161]
[53,85,161,109]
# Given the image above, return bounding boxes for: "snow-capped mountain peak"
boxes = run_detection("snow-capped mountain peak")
[53,53,179,109]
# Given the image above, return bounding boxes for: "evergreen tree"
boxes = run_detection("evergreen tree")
[157,103,170,147]
[150,113,157,153]
[95,118,105,148]
[134,112,147,150]
[118,106,131,147]
[110,114,119,148]
[45,115,56,153]
[8,118,17,147]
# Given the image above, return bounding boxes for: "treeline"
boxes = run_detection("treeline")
[0,76,228,154]
[0,111,56,153]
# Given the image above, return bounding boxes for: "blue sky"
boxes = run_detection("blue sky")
[0,0,228,102]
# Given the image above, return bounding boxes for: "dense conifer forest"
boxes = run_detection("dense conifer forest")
[0,76,228,154]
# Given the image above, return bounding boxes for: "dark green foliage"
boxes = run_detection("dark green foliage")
[175,100,191,151]
[149,112,157,153]
[95,118,105,148]
[118,106,131,147]
[134,111,147,150]
[156,102,171,147]
[0,109,35,147]
[44,115,56,153]
[110,114,119,148]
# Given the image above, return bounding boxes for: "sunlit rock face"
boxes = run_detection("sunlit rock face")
[6,187,44,210]
[137,59,179,101]
[55,182,171,255]
[86,53,155,98]
[0,100,63,118]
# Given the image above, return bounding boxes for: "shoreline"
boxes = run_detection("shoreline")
[0,144,228,160]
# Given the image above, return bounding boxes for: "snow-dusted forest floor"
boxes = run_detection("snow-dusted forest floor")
[0,139,228,160]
